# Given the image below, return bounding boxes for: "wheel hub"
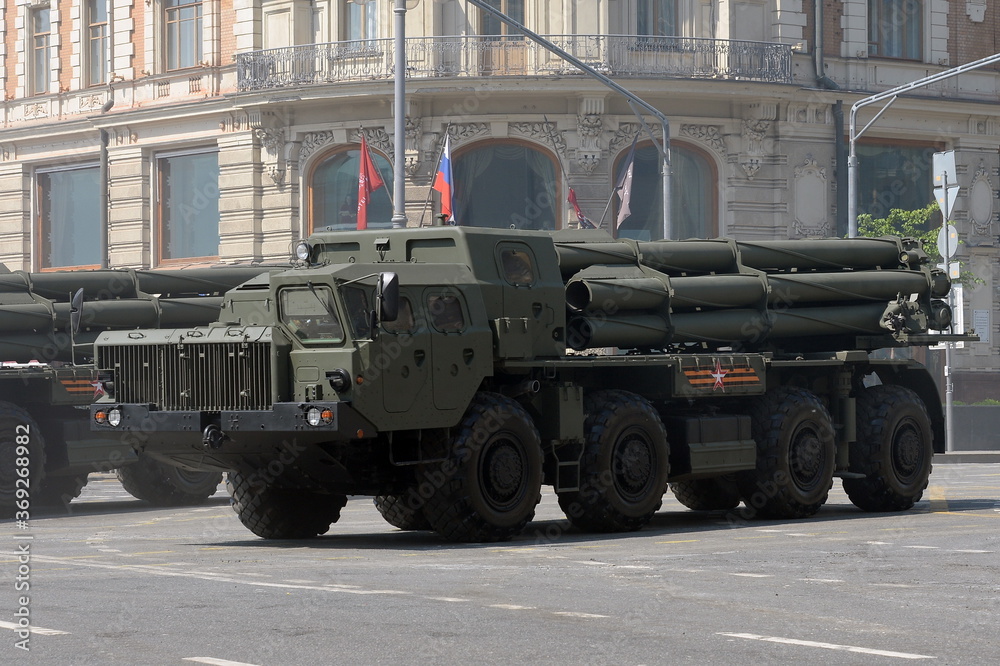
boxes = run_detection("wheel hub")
[892,420,923,481]
[481,438,525,510]
[789,430,823,490]
[613,432,655,501]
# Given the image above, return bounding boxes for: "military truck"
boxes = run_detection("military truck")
[90,227,967,541]
[0,263,276,511]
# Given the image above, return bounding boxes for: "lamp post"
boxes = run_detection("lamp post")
[354,0,418,228]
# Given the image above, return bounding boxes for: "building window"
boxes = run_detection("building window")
[480,0,524,36]
[638,0,678,36]
[165,0,203,70]
[856,141,936,223]
[87,0,109,86]
[869,0,922,60]
[454,141,559,230]
[344,1,378,42]
[156,151,220,262]
[614,142,717,241]
[309,146,393,232]
[31,7,51,95]
[37,166,101,269]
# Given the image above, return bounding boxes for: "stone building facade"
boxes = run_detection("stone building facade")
[0,0,997,398]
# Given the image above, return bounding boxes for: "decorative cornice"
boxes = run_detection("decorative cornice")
[447,123,490,146]
[300,131,335,163]
[510,120,567,155]
[679,124,726,155]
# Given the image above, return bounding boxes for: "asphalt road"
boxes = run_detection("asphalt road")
[3,463,999,665]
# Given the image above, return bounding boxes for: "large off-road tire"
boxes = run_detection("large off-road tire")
[226,471,348,539]
[0,402,44,514]
[374,494,432,531]
[117,455,223,506]
[669,475,742,511]
[36,474,89,507]
[557,390,669,532]
[420,392,543,543]
[737,387,835,519]
[843,384,933,512]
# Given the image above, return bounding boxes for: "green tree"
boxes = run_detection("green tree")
[855,202,982,288]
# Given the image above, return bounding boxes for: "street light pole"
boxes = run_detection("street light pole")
[390,0,410,229]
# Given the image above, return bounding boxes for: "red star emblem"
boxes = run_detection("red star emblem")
[711,359,728,391]
[92,379,105,398]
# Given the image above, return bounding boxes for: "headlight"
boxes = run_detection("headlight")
[305,406,334,427]
[326,369,351,392]
[294,241,312,263]
[108,408,122,427]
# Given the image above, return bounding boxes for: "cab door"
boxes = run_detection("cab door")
[379,293,431,414]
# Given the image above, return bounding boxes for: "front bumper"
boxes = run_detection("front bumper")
[91,401,378,449]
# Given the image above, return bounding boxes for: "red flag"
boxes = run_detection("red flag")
[357,135,384,230]
[568,188,595,229]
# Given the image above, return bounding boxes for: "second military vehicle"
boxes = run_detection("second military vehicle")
[92,227,965,541]
[0,263,275,511]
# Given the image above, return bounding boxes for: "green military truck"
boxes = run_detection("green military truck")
[0,263,275,511]
[91,227,967,541]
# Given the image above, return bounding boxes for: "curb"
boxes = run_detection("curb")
[933,452,1000,464]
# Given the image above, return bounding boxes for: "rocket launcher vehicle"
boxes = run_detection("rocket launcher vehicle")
[554,234,953,352]
[0,263,277,363]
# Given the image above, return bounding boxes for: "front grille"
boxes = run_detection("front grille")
[99,341,272,411]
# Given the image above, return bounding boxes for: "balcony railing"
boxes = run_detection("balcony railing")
[236,34,792,92]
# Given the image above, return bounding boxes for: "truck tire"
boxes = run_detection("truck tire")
[843,384,933,512]
[420,392,542,542]
[226,471,348,539]
[0,402,44,514]
[557,390,669,532]
[36,474,89,507]
[669,475,742,511]
[737,387,835,519]
[116,455,222,506]
[374,494,432,531]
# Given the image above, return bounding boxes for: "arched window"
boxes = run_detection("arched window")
[309,146,394,232]
[614,141,717,240]
[453,141,559,230]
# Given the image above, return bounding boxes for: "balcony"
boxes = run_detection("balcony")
[236,34,793,92]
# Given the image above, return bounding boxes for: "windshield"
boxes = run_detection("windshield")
[279,286,346,344]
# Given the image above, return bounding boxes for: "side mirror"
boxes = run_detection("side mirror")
[377,272,399,322]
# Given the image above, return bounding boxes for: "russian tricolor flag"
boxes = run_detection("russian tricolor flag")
[433,135,455,223]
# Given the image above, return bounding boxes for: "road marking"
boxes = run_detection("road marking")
[655,539,700,544]
[553,611,609,619]
[903,546,939,550]
[426,597,467,603]
[730,573,772,578]
[950,549,992,553]
[183,659,260,666]
[719,633,934,659]
[0,620,69,636]
[800,578,844,583]
[490,604,536,611]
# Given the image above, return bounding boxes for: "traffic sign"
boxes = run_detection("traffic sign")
[937,224,958,259]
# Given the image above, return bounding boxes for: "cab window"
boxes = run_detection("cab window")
[384,296,416,334]
[427,292,465,332]
[498,246,536,286]
[343,286,372,339]
[279,286,345,344]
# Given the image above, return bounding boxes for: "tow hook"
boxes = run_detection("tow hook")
[202,424,228,450]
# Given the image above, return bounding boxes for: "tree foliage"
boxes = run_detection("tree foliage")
[856,202,982,288]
